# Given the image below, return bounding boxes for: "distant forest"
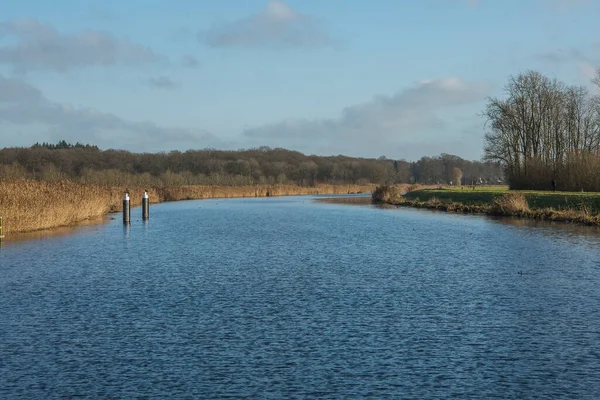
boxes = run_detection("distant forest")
[0,142,503,187]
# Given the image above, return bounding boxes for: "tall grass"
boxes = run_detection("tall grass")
[157,184,373,202]
[491,192,529,215]
[0,180,373,235]
[371,184,428,204]
[0,180,159,234]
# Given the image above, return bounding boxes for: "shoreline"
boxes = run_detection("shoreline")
[0,181,374,237]
[385,200,600,226]
[374,185,600,227]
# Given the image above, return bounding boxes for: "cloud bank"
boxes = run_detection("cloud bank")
[243,77,491,157]
[0,75,220,151]
[201,0,331,48]
[0,18,160,72]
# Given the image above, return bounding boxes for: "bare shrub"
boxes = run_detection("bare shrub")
[491,192,529,215]
[372,185,405,204]
[425,197,444,208]
[451,167,463,186]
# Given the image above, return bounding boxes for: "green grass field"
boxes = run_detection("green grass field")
[404,186,600,213]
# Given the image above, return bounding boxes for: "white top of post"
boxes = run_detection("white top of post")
[143,191,149,199]
[124,192,130,201]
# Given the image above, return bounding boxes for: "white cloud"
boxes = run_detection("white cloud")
[243,78,491,158]
[0,75,220,151]
[0,18,160,72]
[201,0,331,48]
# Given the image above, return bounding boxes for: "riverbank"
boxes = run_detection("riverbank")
[0,180,374,235]
[373,185,600,226]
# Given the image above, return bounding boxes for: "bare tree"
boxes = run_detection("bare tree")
[451,167,463,186]
[483,70,600,190]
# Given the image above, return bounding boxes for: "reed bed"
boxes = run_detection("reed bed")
[0,180,159,234]
[157,184,373,202]
[0,180,373,235]
[371,184,438,204]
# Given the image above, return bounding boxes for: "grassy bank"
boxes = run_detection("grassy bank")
[374,185,600,226]
[0,180,373,235]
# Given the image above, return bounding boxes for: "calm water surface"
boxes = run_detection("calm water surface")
[1,195,600,399]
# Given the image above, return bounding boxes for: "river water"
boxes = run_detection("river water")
[1,196,600,399]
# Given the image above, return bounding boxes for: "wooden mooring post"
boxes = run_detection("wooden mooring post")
[0,216,4,242]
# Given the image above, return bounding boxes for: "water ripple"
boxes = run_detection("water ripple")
[1,197,600,398]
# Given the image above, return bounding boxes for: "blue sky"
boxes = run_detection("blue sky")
[0,0,598,160]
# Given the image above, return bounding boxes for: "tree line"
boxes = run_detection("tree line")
[483,69,600,191]
[0,143,503,187]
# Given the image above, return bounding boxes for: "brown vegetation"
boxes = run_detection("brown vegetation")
[372,185,406,204]
[316,196,372,205]
[491,192,529,215]
[390,197,600,225]
[371,184,429,204]
[0,180,158,234]
[450,167,463,186]
[156,184,373,202]
[0,180,373,235]
[375,185,600,226]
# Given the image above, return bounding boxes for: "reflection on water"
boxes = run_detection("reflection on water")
[489,213,600,234]
[488,215,600,249]
[489,214,600,232]
[315,194,372,205]
[123,223,131,239]
[2,216,110,246]
[2,196,600,398]
[323,195,600,245]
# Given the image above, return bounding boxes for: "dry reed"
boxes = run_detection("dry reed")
[0,180,160,234]
[0,180,374,235]
[157,184,373,202]
[491,192,530,215]
[371,184,431,204]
